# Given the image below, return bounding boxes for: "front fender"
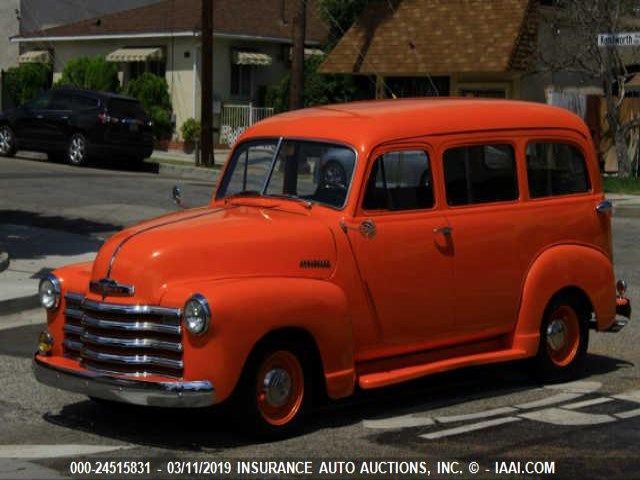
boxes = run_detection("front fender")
[512,244,616,355]
[161,277,355,403]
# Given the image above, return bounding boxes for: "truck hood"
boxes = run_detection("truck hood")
[89,204,338,304]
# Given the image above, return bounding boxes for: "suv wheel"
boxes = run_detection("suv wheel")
[533,293,590,382]
[0,125,17,157]
[67,133,88,166]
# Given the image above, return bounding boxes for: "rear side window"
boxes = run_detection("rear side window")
[48,92,72,110]
[108,99,146,118]
[363,150,434,211]
[73,95,99,111]
[526,142,591,198]
[443,144,517,206]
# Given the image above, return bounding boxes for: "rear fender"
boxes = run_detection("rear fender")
[513,245,616,354]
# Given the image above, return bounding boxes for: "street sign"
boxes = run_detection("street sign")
[598,32,640,47]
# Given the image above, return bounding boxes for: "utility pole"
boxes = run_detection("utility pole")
[200,0,213,167]
[289,0,306,110]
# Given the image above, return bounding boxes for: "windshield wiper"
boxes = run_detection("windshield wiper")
[265,193,314,209]
[224,190,262,201]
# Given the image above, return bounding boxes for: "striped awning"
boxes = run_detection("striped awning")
[106,47,163,62]
[233,51,272,66]
[18,50,52,64]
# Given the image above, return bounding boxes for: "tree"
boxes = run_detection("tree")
[540,0,640,177]
[125,72,173,139]
[4,63,51,106]
[319,0,369,49]
[56,56,119,92]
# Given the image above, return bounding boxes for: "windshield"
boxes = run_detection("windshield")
[217,138,356,209]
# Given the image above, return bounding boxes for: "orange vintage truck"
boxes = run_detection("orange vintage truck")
[34,99,631,436]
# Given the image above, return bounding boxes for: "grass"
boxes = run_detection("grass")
[602,176,640,194]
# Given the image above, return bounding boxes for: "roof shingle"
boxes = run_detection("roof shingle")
[18,0,327,44]
[320,0,537,75]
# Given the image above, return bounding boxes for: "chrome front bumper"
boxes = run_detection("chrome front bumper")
[34,355,215,408]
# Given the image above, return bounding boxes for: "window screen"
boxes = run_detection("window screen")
[363,150,434,211]
[443,144,517,206]
[526,142,590,198]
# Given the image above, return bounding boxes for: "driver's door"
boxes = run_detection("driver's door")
[346,146,456,358]
[13,92,52,147]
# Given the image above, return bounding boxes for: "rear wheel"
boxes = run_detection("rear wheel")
[533,293,590,382]
[67,133,88,166]
[0,125,17,157]
[236,342,308,438]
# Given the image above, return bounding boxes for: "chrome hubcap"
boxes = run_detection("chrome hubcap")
[69,137,85,163]
[262,368,292,407]
[546,318,567,351]
[0,127,13,154]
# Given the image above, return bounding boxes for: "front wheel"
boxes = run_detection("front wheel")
[236,343,308,438]
[67,133,88,166]
[533,294,590,382]
[0,125,17,157]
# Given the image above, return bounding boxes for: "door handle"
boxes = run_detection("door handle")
[36,115,44,119]
[433,226,452,236]
[360,219,377,239]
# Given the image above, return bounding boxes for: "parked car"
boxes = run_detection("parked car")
[33,99,631,437]
[0,87,153,166]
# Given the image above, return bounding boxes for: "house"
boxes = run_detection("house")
[319,0,538,100]
[0,0,159,109]
[11,0,327,143]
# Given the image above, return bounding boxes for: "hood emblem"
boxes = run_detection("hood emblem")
[90,278,135,299]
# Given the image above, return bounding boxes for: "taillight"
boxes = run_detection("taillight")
[98,113,114,124]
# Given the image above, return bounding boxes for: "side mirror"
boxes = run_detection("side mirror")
[172,185,184,208]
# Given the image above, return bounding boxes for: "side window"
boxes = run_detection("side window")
[443,144,517,206]
[73,95,99,111]
[526,142,591,198]
[48,92,72,110]
[363,150,434,211]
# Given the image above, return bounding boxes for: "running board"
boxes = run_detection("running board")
[358,349,529,390]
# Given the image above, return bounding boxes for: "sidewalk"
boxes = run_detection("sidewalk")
[149,148,229,181]
[0,224,101,316]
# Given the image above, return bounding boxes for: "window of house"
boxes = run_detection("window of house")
[363,150,434,211]
[128,61,166,82]
[231,64,252,97]
[526,142,591,198]
[443,144,518,206]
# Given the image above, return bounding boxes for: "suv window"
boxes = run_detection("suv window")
[363,150,434,211]
[107,98,146,119]
[24,92,51,109]
[48,91,72,110]
[443,144,517,206]
[73,94,99,111]
[526,142,591,198]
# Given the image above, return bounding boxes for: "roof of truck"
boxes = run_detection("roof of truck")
[242,98,590,150]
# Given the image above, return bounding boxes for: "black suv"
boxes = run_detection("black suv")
[0,87,153,166]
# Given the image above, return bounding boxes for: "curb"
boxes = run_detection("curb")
[157,163,221,182]
[0,294,39,317]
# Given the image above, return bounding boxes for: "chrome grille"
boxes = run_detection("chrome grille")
[62,292,183,379]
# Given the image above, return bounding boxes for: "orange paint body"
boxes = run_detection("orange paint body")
[38,99,625,405]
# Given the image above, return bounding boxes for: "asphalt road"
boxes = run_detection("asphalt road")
[0,157,639,480]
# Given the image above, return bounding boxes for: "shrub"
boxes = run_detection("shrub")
[3,63,52,107]
[180,118,201,142]
[56,56,119,92]
[125,73,173,139]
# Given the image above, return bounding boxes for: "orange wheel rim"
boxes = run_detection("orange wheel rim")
[256,351,304,426]
[546,306,580,367]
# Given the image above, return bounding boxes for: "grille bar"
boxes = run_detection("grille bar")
[81,331,183,352]
[62,292,184,379]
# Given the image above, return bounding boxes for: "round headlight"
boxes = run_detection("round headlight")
[38,274,61,311]
[183,294,211,335]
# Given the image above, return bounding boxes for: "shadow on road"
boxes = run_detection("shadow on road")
[0,210,110,261]
[40,353,632,450]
